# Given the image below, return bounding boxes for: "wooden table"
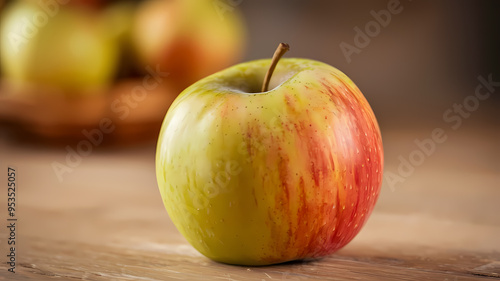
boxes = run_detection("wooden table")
[0,126,499,280]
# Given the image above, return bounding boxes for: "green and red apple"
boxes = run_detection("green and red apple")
[131,0,245,92]
[0,1,119,92]
[156,45,383,265]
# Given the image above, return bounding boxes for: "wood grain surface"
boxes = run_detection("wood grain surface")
[0,127,499,280]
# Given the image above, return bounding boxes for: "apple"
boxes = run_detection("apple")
[156,44,383,265]
[131,0,245,92]
[0,1,119,92]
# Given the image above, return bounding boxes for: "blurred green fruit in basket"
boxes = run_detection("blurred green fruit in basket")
[0,1,120,92]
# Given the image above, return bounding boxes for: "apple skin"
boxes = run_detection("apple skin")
[0,1,119,92]
[132,0,245,92]
[156,58,383,265]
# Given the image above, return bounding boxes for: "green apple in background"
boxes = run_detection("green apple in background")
[0,1,119,92]
[156,44,384,265]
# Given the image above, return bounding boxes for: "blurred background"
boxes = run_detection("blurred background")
[1,0,499,138]
[239,0,500,130]
[0,0,499,277]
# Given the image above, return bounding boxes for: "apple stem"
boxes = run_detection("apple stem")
[261,43,290,92]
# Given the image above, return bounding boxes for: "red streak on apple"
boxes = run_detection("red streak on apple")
[235,75,382,263]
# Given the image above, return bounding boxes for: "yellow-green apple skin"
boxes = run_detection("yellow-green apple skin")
[0,1,119,91]
[156,59,383,266]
